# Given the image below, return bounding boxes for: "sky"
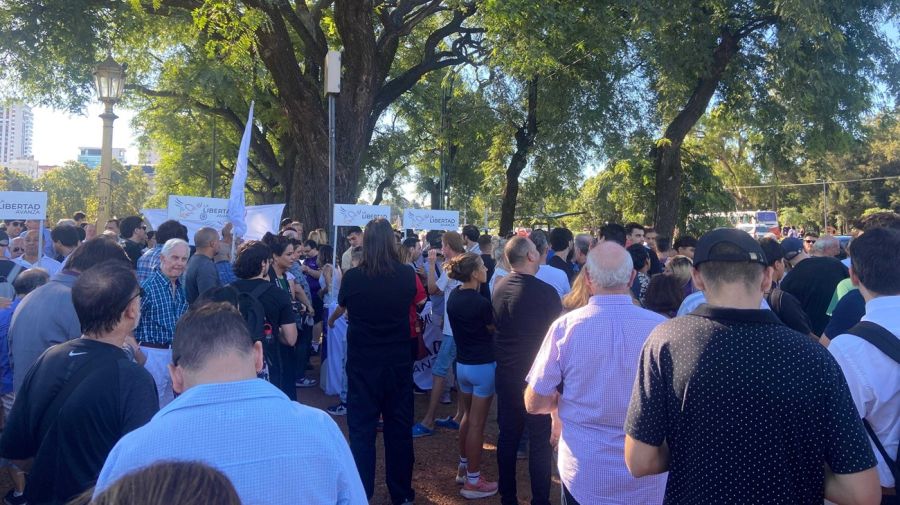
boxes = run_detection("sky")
[32,104,139,165]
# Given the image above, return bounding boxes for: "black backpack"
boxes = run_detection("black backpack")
[842,321,900,486]
[236,283,278,383]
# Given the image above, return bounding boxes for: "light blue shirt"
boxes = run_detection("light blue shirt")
[677,290,770,316]
[94,379,367,505]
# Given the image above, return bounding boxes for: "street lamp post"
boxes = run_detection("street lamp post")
[92,55,126,230]
[817,178,828,232]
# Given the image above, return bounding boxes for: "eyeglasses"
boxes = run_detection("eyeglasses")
[10,247,23,253]
[140,225,147,230]
[129,288,145,304]
[804,239,817,244]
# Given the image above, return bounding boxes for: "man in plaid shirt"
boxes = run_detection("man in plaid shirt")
[137,220,187,283]
[135,238,189,407]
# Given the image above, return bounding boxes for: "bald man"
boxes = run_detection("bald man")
[184,227,221,304]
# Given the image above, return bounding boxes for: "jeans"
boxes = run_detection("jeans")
[495,369,552,505]
[347,360,415,505]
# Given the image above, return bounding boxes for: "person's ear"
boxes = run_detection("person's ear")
[691,267,706,292]
[253,341,264,373]
[849,265,860,287]
[760,266,774,293]
[169,363,185,394]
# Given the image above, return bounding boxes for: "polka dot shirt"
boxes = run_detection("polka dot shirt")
[625,304,876,504]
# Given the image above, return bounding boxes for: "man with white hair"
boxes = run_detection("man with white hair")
[811,234,841,258]
[135,238,190,406]
[525,242,668,504]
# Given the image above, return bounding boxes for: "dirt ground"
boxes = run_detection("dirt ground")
[298,357,562,505]
[0,356,560,505]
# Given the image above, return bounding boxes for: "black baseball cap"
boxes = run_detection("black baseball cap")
[693,228,768,267]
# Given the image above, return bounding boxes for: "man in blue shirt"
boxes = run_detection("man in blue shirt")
[135,239,189,407]
[94,302,367,505]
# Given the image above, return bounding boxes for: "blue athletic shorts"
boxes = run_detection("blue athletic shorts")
[456,362,497,397]
[431,334,456,378]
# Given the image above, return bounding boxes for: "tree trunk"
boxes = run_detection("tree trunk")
[499,77,539,236]
[372,176,393,205]
[653,29,739,239]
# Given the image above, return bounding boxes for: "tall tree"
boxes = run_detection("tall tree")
[0,0,483,230]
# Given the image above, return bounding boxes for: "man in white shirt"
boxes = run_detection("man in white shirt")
[13,230,61,276]
[529,230,571,299]
[462,224,481,255]
[829,227,899,498]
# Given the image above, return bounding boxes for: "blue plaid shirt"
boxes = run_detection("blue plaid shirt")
[135,268,188,346]
[289,261,312,301]
[137,245,163,284]
[215,260,237,285]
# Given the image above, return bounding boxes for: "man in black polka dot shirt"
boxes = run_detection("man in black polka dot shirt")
[624,228,881,504]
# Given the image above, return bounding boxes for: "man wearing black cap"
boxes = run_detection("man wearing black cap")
[624,228,881,504]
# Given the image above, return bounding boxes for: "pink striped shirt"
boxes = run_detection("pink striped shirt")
[527,294,668,504]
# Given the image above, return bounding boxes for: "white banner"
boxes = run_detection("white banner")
[167,195,229,226]
[144,203,285,244]
[402,208,459,230]
[333,204,391,227]
[0,191,48,220]
[413,301,444,390]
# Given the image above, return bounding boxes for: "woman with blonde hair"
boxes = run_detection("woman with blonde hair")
[562,270,592,312]
[664,254,695,297]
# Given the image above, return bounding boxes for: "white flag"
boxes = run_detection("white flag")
[228,101,254,237]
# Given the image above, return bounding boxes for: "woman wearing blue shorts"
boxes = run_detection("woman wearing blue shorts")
[444,252,498,499]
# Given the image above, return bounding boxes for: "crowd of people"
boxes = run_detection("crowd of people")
[0,209,895,505]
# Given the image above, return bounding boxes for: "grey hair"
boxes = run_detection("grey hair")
[574,234,591,255]
[586,242,633,289]
[529,229,549,255]
[161,238,189,257]
[813,235,839,254]
[193,227,219,249]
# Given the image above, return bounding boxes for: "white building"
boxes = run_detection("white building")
[0,104,34,165]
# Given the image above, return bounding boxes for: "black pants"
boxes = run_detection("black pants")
[496,370,552,505]
[278,343,296,401]
[295,321,313,378]
[347,360,415,505]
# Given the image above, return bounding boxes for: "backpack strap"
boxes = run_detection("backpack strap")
[863,418,899,488]
[6,262,22,284]
[250,282,272,299]
[844,321,900,364]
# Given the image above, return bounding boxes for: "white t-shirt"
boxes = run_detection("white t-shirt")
[13,256,62,277]
[535,264,570,299]
[436,270,461,336]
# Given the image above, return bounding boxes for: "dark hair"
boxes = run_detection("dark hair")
[50,225,79,247]
[233,241,271,279]
[505,236,533,267]
[849,227,900,295]
[106,218,119,227]
[599,223,626,246]
[402,237,419,249]
[425,230,444,249]
[13,268,49,296]
[359,218,400,277]
[444,252,483,282]
[72,211,86,222]
[627,243,649,270]
[120,216,144,239]
[66,237,131,273]
[461,224,480,243]
[674,236,698,250]
[156,220,186,244]
[549,227,573,251]
[656,236,672,253]
[696,242,765,288]
[75,226,86,242]
[529,229,550,255]
[803,231,819,239]
[304,239,319,251]
[644,274,686,316]
[173,302,253,370]
[318,244,334,266]
[346,226,362,236]
[625,222,645,236]
[477,234,493,249]
[89,461,242,505]
[856,211,900,232]
[261,233,291,257]
[281,218,293,228]
[72,262,139,335]
[645,227,656,234]
[757,237,784,267]
[146,230,156,242]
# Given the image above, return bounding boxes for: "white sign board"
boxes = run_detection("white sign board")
[402,209,459,230]
[0,191,47,220]
[144,203,285,244]
[333,204,391,227]
[167,195,229,226]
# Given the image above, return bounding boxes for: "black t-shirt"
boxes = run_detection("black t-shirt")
[479,254,496,301]
[447,287,494,365]
[780,256,848,336]
[122,240,143,268]
[339,260,417,366]
[547,254,575,284]
[492,272,562,378]
[230,278,294,390]
[766,286,814,337]
[823,289,866,338]
[0,339,158,505]
[625,306,876,504]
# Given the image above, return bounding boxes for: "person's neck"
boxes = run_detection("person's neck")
[461,279,479,290]
[165,274,179,286]
[196,247,215,259]
[181,354,257,390]
[83,330,127,348]
[510,263,539,276]
[593,285,632,296]
[705,286,763,310]
[22,253,38,263]
[213,253,230,262]
[554,249,569,260]
[273,263,287,276]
